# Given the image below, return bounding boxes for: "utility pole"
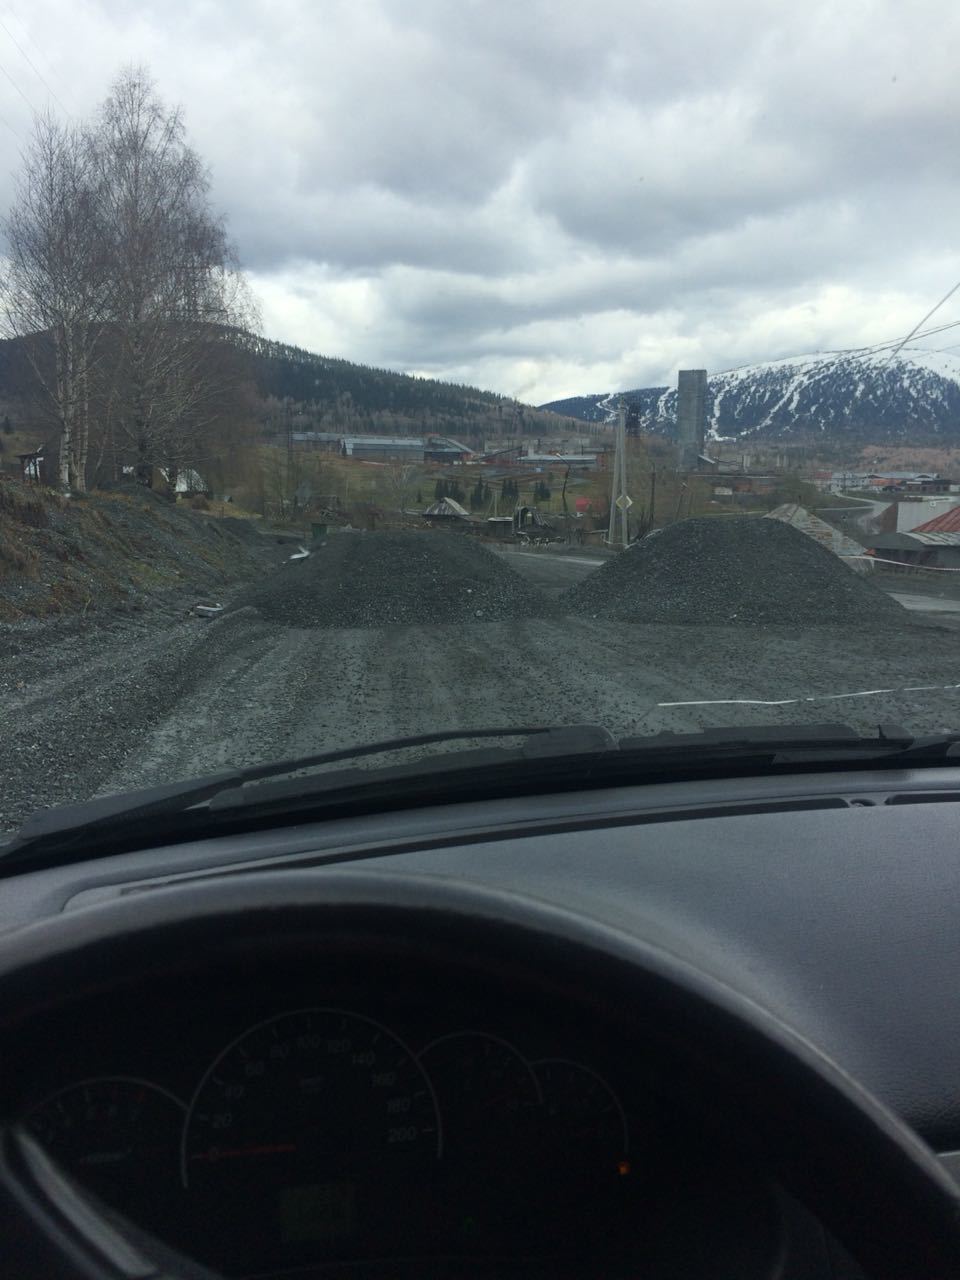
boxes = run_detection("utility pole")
[551,452,571,515]
[607,397,632,549]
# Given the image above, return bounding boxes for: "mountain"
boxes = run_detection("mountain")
[236,333,572,438]
[0,330,576,447]
[540,349,960,442]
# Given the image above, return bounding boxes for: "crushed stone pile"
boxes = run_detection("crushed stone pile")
[235,530,553,627]
[562,516,909,627]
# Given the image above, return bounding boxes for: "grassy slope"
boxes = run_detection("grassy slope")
[0,478,269,621]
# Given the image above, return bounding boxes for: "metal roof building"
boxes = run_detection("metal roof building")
[912,506,960,535]
[341,436,425,461]
[765,504,870,568]
[868,528,960,569]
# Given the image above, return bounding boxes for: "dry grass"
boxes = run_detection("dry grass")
[0,536,37,575]
[0,478,50,528]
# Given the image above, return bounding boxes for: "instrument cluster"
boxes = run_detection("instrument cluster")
[22,1005,657,1276]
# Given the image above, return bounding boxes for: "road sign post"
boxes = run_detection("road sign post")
[607,398,632,549]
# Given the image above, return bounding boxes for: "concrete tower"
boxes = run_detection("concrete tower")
[677,369,707,471]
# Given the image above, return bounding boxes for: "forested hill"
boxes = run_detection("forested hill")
[0,329,577,443]
[236,333,570,435]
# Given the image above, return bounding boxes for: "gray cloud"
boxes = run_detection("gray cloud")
[0,0,957,402]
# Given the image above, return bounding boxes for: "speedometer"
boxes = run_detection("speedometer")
[181,1009,441,1273]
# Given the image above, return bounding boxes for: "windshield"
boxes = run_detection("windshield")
[2,1,960,840]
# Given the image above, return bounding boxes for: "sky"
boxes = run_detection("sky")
[0,0,958,404]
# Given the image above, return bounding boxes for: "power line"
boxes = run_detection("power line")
[0,104,22,140]
[0,51,36,115]
[713,319,960,381]
[0,12,69,116]
[883,279,960,365]
[841,320,960,362]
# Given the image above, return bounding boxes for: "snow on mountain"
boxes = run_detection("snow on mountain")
[540,348,960,441]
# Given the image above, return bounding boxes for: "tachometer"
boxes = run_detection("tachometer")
[417,1031,543,1250]
[181,1008,441,1273]
[533,1058,630,1170]
[26,1077,185,1230]
[417,1030,541,1147]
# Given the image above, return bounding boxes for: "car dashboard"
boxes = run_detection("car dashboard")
[2,764,960,1278]
[8,969,788,1278]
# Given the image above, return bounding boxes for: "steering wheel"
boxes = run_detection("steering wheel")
[0,869,958,1279]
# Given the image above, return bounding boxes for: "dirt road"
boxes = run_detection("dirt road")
[4,543,960,836]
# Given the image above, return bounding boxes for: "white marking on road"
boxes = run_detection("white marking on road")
[659,683,960,709]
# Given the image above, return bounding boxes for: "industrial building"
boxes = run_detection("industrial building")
[520,452,601,470]
[340,436,425,462]
[287,433,474,462]
[816,470,955,494]
[867,505,960,569]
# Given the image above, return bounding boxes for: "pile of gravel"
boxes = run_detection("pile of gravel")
[563,516,909,627]
[234,530,552,627]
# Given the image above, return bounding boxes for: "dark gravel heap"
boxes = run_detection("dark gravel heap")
[235,530,552,627]
[563,516,909,627]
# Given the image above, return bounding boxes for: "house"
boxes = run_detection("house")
[893,499,960,533]
[913,506,960,535]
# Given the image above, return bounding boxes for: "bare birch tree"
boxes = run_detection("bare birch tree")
[2,69,257,493]
[1,114,108,491]
[92,69,256,490]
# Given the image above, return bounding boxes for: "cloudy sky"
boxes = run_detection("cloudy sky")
[0,0,957,403]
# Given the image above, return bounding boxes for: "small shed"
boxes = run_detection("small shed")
[423,496,471,520]
[422,496,482,532]
[17,445,54,485]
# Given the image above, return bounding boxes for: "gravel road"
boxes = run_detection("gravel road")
[4,538,960,837]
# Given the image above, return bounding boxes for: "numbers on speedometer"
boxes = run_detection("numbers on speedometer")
[182,1009,441,1188]
[180,1009,442,1271]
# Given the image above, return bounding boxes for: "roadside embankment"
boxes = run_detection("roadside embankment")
[0,477,274,622]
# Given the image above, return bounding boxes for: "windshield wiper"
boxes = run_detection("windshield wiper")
[3,722,959,871]
[0,726,587,867]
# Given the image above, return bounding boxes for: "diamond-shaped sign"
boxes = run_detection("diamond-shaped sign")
[615,494,633,511]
